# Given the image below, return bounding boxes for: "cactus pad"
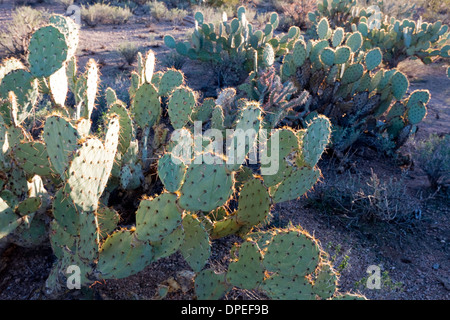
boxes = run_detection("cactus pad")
[167,86,196,129]
[97,229,154,279]
[135,193,183,242]
[28,25,68,78]
[132,83,161,129]
[226,241,264,290]
[195,269,230,300]
[44,115,80,178]
[179,214,211,272]
[157,153,187,193]
[178,153,234,212]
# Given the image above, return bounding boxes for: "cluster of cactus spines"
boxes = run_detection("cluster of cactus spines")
[164,6,300,71]
[0,13,367,300]
[309,0,450,68]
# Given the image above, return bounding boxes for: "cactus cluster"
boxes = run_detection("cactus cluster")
[0,14,366,300]
[309,0,450,68]
[164,6,301,72]
[278,21,431,152]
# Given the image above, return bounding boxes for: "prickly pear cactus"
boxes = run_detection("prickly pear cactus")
[0,20,366,301]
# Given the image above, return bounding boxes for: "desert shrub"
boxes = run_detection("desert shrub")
[210,51,248,88]
[311,169,422,224]
[361,0,420,20]
[159,51,187,69]
[0,6,48,60]
[418,0,450,25]
[81,3,133,27]
[148,0,188,23]
[274,0,317,31]
[48,0,74,8]
[411,134,450,191]
[118,42,140,65]
[205,0,241,8]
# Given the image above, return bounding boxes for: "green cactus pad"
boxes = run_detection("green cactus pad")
[236,178,271,227]
[407,101,427,125]
[195,269,230,300]
[49,220,76,259]
[387,102,406,121]
[346,32,363,53]
[192,98,215,123]
[179,214,211,272]
[292,40,308,67]
[263,229,320,276]
[97,229,154,279]
[66,120,119,212]
[334,46,351,64]
[152,225,185,260]
[15,197,41,217]
[332,28,345,47]
[28,25,68,78]
[97,206,120,239]
[108,102,133,155]
[317,18,330,40]
[0,69,38,124]
[365,48,382,71]
[6,167,28,197]
[44,115,80,178]
[159,68,184,96]
[77,211,100,262]
[261,128,299,187]
[0,197,23,239]
[320,48,336,66]
[11,215,47,248]
[167,86,196,129]
[391,71,409,100]
[341,63,364,85]
[131,82,161,129]
[157,153,187,193]
[262,274,315,300]
[211,105,225,131]
[226,101,262,171]
[312,264,337,299]
[13,141,54,176]
[406,90,430,108]
[105,87,118,107]
[301,115,331,168]
[386,116,406,137]
[135,193,183,242]
[271,167,321,204]
[178,153,234,212]
[226,241,264,290]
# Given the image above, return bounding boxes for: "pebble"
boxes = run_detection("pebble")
[432,263,440,270]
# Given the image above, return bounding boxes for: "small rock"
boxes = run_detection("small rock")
[432,263,440,270]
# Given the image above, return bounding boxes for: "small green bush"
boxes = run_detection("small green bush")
[310,169,421,224]
[412,134,450,191]
[118,42,140,65]
[81,3,133,27]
